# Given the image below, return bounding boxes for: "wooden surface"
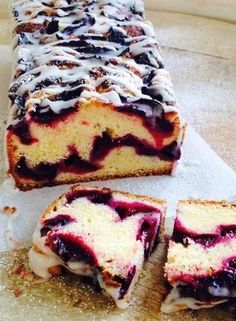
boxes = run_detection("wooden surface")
[0,238,234,321]
[145,0,236,23]
[0,3,236,321]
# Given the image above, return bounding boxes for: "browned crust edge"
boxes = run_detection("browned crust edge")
[178,199,236,209]
[10,164,173,191]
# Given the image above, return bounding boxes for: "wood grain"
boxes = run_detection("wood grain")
[0,234,234,321]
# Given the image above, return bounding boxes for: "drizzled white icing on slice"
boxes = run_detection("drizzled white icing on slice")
[9,40,176,122]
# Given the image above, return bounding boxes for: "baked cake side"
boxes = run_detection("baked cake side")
[28,185,166,308]
[161,200,236,313]
[6,0,185,190]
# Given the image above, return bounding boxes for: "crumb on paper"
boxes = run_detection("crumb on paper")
[11,263,47,283]
[3,206,16,215]
[12,264,35,281]
[13,288,23,298]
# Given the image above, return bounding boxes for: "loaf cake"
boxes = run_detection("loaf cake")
[161,200,236,313]
[28,185,166,308]
[6,0,185,190]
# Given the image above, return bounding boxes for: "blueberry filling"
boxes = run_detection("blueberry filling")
[177,268,236,302]
[14,151,100,182]
[134,52,164,69]
[142,70,155,85]
[114,266,136,299]
[116,99,174,133]
[13,134,180,182]
[142,86,163,102]
[107,27,127,45]
[91,132,179,162]
[10,75,38,96]
[66,188,112,205]
[55,86,86,101]
[48,233,98,265]
[41,214,75,237]
[13,9,18,17]
[45,19,59,34]
[30,106,75,124]
[15,157,57,181]
[160,142,180,161]
[62,153,99,173]
[220,226,236,237]
[57,39,115,56]
[130,5,143,16]
[47,59,81,68]
[60,16,95,36]
[75,44,114,55]
[136,218,158,259]
[73,34,107,41]
[7,121,36,145]
[112,202,158,220]
[34,77,61,90]
[17,32,33,45]
[172,224,236,247]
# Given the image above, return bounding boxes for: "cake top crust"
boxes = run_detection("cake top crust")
[8,0,178,128]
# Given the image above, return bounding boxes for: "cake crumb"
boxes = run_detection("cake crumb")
[13,288,23,298]
[12,264,34,281]
[3,206,16,215]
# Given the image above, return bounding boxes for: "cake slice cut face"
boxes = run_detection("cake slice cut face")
[29,185,166,308]
[161,200,236,313]
[6,0,185,190]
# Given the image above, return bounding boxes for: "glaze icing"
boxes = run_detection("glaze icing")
[9,0,178,127]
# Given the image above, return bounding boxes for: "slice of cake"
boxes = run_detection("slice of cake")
[29,185,166,308]
[6,0,185,190]
[161,200,236,313]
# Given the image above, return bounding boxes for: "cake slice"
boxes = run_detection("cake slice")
[6,0,185,191]
[161,200,236,313]
[29,185,166,308]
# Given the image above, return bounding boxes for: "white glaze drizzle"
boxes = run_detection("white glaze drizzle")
[9,0,178,127]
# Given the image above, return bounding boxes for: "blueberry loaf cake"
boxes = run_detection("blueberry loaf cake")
[29,185,166,308]
[161,200,236,313]
[6,0,185,190]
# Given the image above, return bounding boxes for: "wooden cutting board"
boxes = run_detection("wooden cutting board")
[0,2,236,320]
[0,229,234,321]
